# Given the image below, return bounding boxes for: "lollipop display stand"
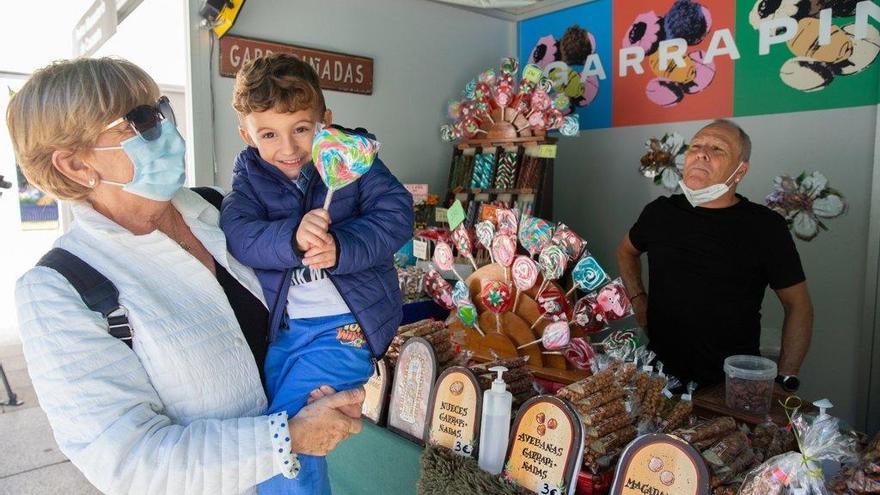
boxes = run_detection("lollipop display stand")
[447,263,589,385]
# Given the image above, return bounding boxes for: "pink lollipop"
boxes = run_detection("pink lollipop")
[475,220,496,263]
[433,241,463,281]
[496,208,518,236]
[491,234,517,269]
[546,109,564,130]
[424,269,454,310]
[511,255,538,312]
[452,225,478,270]
[564,337,598,371]
[526,89,551,117]
[518,320,571,350]
[481,280,513,331]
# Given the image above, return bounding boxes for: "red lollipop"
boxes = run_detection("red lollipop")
[572,294,608,334]
[451,225,478,270]
[531,285,572,330]
[491,234,517,282]
[480,280,513,331]
[424,269,454,310]
[564,337,598,371]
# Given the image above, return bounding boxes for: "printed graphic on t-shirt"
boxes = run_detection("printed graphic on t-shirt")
[336,324,366,349]
[291,267,328,286]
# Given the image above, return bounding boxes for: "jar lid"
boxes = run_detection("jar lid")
[723,355,777,380]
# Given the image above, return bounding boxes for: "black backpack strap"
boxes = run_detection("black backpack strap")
[191,186,224,211]
[36,248,133,347]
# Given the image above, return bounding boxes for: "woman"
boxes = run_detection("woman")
[8,57,363,494]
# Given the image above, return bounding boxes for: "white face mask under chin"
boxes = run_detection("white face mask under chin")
[679,161,744,207]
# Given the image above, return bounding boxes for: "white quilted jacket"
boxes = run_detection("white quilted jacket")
[15,188,285,494]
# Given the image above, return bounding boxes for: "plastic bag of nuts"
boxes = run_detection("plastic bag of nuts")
[577,399,628,426]
[557,366,618,401]
[675,416,737,445]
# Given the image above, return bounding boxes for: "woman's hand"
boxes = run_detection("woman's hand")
[295,209,332,252]
[287,387,365,456]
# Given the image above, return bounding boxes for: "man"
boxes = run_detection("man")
[616,120,813,390]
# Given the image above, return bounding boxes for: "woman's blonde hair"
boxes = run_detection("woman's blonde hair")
[6,57,160,200]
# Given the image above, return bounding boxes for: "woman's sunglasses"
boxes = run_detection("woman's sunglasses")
[104,96,176,141]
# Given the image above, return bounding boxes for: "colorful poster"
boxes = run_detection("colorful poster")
[515,0,879,128]
[612,0,736,126]
[518,0,614,130]
[733,0,880,115]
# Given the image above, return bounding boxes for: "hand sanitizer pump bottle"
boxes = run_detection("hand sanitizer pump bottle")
[478,366,513,475]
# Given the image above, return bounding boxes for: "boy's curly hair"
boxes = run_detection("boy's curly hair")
[232,52,326,118]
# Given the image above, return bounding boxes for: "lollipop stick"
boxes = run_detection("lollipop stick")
[513,290,521,313]
[450,266,465,283]
[565,285,578,297]
[472,320,485,337]
[535,279,548,298]
[529,314,545,330]
[485,112,495,125]
[466,255,478,271]
[323,189,335,210]
[510,110,521,123]
[517,337,541,350]
[495,313,501,333]
[542,351,563,355]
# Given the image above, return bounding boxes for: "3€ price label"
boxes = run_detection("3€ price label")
[523,64,543,84]
[413,239,428,260]
[452,439,474,458]
[538,481,563,495]
[435,207,449,224]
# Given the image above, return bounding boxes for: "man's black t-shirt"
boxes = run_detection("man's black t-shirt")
[629,194,805,386]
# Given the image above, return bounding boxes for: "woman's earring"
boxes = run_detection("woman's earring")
[88,176,97,187]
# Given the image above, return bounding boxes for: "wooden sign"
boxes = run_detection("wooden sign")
[361,358,390,425]
[218,35,374,95]
[387,337,438,444]
[424,367,482,458]
[610,434,710,495]
[504,396,584,495]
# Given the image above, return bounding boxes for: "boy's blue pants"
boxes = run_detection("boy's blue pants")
[257,313,374,495]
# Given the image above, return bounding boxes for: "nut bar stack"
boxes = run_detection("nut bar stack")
[557,365,637,473]
[385,319,457,371]
[471,356,537,409]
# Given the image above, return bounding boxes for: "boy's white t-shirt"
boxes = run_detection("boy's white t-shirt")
[286,267,350,319]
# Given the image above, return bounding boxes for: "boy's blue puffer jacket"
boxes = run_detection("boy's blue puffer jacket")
[219,126,414,359]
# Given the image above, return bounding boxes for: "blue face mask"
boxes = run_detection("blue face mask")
[93,119,186,201]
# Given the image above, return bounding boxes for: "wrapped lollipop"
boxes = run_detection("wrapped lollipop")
[534,244,568,297]
[568,253,609,296]
[572,294,608,334]
[517,320,570,350]
[475,220,496,263]
[511,255,538,312]
[496,208,519,236]
[491,233,517,281]
[312,126,380,209]
[440,124,457,143]
[462,78,477,100]
[447,99,463,119]
[526,89,551,118]
[552,93,570,113]
[601,329,639,358]
[500,57,519,76]
[564,337,598,371]
[545,109,564,130]
[493,84,514,120]
[518,215,554,258]
[424,269,454,310]
[510,82,534,123]
[478,68,497,86]
[596,278,634,321]
[480,280,513,332]
[451,225,478,270]
[551,223,586,261]
[433,241,464,282]
[453,280,484,336]
[532,286,571,330]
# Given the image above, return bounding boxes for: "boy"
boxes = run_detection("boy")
[220,53,413,494]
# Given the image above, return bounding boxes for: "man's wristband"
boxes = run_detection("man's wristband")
[631,291,647,302]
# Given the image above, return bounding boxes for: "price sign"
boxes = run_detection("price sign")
[424,367,482,459]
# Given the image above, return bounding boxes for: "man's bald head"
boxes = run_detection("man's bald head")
[702,119,752,163]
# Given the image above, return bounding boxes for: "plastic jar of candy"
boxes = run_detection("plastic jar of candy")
[723,355,777,414]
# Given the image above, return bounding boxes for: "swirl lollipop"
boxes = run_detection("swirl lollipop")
[475,220,496,263]
[480,280,513,331]
[552,93,570,112]
[496,208,518,236]
[551,223,586,262]
[568,254,609,296]
[572,295,608,334]
[452,225,478,270]
[511,255,538,312]
[312,127,379,209]
[453,280,484,336]
[447,99,463,119]
[478,68,497,86]
[440,124,455,143]
[517,320,571,350]
[559,115,580,137]
[424,269,454,310]
[602,329,638,357]
[491,234,517,281]
[500,57,519,75]
[519,215,554,258]
[433,241,464,282]
[564,337,598,371]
